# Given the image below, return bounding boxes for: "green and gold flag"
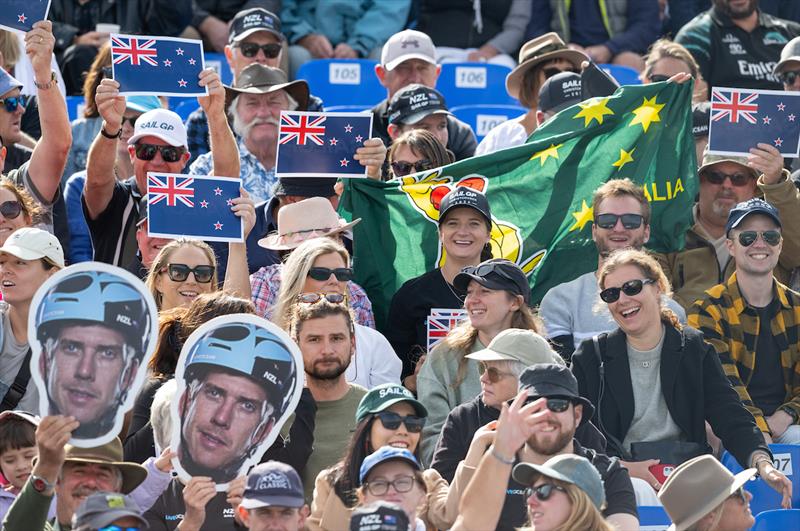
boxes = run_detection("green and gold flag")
[340,81,698,329]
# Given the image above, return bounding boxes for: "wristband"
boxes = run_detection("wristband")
[101,125,122,139]
[489,445,515,465]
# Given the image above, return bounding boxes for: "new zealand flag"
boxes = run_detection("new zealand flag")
[0,0,50,33]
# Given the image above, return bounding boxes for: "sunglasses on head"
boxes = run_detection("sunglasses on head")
[594,213,644,230]
[478,362,515,383]
[0,96,26,113]
[600,278,655,303]
[161,263,215,283]
[780,70,800,86]
[525,483,567,502]
[297,292,346,304]
[700,170,753,187]
[375,411,426,433]
[648,73,670,83]
[236,42,282,59]
[391,159,433,177]
[0,200,22,220]
[734,229,782,247]
[307,267,353,282]
[134,143,186,163]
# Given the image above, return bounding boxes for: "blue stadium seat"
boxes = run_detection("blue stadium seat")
[66,95,85,122]
[203,52,233,86]
[449,104,526,143]
[171,99,200,121]
[721,444,800,514]
[599,64,641,86]
[436,63,518,107]
[296,59,383,111]
[638,506,671,531]
[752,509,800,530]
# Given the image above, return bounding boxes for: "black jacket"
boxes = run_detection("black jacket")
[571,324,770,469]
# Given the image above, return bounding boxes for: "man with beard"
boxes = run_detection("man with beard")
[434,364,638,531]
[657,148,800,309]
[290,299,366,499]
[676,0,800,97]
[540,179,686,360]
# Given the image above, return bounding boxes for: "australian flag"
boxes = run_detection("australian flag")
[276,111,373,178]
[708,87,800,157]
[147,173,243,242]
[111,34,206,97]
[0,0,51,33]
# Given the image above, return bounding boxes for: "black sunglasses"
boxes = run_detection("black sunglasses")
[523,396,573,413]
[297,292,346,304]
[700,170,753,187]
[236,42,282,59]
[391,159,433,177]
[780,70,800,86]
[648,73,670,83]
[600,278,656,303]
[594,213,644,230]
[735,230,782,247]
[121,115,138,128]
[375,411,426,433]
[0,200,23,220]
[307,267,353,282]
[525,483,567,502]
[162,263,215,283]
[0,96,26,113]
[478,362,515,383]
[134,143,186,163]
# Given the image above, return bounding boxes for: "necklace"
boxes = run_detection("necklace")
[440,269,465,303]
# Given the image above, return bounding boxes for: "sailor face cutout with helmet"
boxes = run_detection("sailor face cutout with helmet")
[172,314,303,487]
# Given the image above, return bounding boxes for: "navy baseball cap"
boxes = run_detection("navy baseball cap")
[538,72,582,114]
[438,187,491,227]
[725,198,782,236]
[387,84,452,125]
[350,501,410,531]
[229,8,284,43]
[359,447,421,484]
[453,258,531,304]
[240,461,305,509]
[72,492,148,530]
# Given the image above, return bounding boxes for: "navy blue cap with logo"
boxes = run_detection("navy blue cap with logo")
[229,8,284,43]
[350,501,410,531]
[387,83,452,125]
[725,198,782,236]
[241,461,305,509]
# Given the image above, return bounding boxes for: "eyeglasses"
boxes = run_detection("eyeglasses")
[236,42,282,59]
[600,278,655,303]
[594,213,644,230]
[525,483,567,502]
[307,267,354,282]
[780,70,800,86]
[478,362,515,383]
[735,230,782,247]
[98,527,141,531]
[364,475,417,496]
[375,411,426,433]
[0,96,26,113]
[543,67,578,79]
[297,292,346,304]
[161,263,215,283]
[647,73,670,83]
[134,143,186,163]
[0,200,22,220]
[391,159,433,177]
[700,170,753,187]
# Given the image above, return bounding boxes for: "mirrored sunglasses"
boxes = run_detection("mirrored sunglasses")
[297,292,346,304]
[0,96,27,113]
[134,143,185,163]
[599,278,655,303]
[0,200,23,220]
[736,230,781,247]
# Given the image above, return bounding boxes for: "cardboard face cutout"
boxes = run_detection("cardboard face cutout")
[29,263,159,447]
[170,314,303,490]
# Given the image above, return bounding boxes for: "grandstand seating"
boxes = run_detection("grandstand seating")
[436,63,518,107]
[599,64,641,86]
[171,98,201,121]
[66,95,85,122]
[450,104,527,143]
[721,444,800,515]
[203,52,233,86]
[296,59,384,111]
[751,508,800,530]
[638,506,671,531]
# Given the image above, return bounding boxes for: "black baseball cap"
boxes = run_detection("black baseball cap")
[518,363,595,424]
[350,501,410,531]
[229,8,284,44]
[539,72,582,114]
[725,198,782,236]
[387,84,452,125]
[240,461,305,509]
[438,187,491,228]
[273,177,337,197]
[692,101,710,139]
[453,258,531,304]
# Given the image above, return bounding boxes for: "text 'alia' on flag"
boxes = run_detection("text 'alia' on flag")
[111,34,206,97]
[147,173,243,242]
[708,86,800,157]
[0,0,51,33]
[275,111,373,178]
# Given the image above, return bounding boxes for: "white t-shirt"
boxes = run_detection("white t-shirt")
[346,324,402,389]
[475,119,528,156]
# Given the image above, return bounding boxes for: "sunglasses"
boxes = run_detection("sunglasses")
[594,213,644,230]
[700,170,753,187]
[236,42,282,59]
[364,475,417,496]
[543,67,578,79]
[780,70,800,86]
[468,262,521,287]
[307,267,353,282]
[600,278,655,303]
[735,230,782,247]
[522,396,573,413]
[0,96,26,113]
[0,200,22,220]
[525,483,567,502]
[134,143,186,163]
[729,486,748,505]
[375,411,426,433]
[391,159,433,177]
[98,527,141,531]
[161,263,215,283]
[121,115,138,128]
[478,362,515,383]
[297,292,346,304]
[648,73,670,83]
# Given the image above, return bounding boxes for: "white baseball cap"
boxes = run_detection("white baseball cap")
[127,108,187,147]
[0,227,64,268]
[381,30,436,71]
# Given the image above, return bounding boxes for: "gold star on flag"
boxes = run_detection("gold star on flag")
[573,98,614,127]
[530,143,562,166]
[612,148,635,170]
[569,200,594,232]
[629,96,665,132]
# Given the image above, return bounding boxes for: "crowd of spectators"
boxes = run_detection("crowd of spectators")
[0,1,798,530]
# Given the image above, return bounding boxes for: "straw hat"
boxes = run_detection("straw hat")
[506,32,587,101]
[258,196,361,250]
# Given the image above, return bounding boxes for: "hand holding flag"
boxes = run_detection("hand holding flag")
[197,68,227,118]
[23,21,55,76]
[0,0,51,33]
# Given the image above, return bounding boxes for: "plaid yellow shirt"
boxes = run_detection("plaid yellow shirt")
[688,272,800,434]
